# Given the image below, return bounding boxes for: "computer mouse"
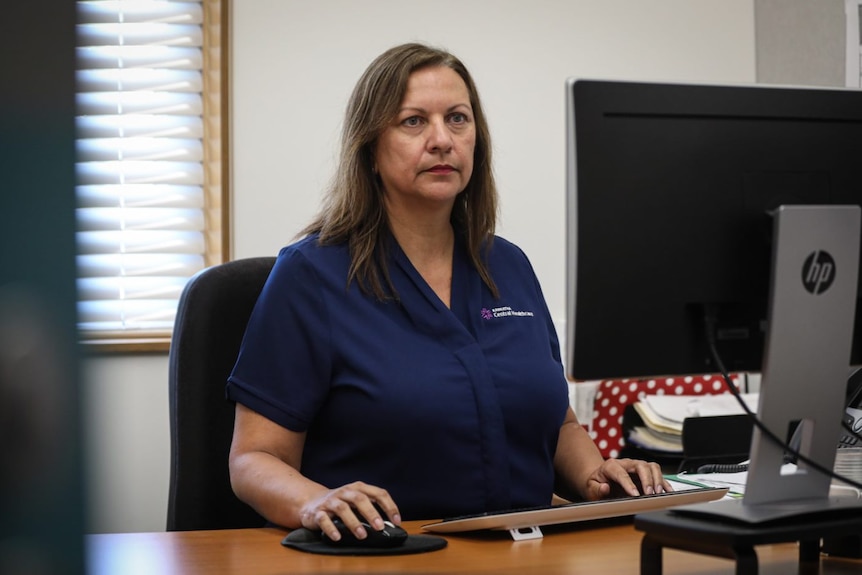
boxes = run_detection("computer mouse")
[321,518,408,548]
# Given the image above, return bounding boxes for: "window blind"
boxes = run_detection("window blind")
[76,0,215,343]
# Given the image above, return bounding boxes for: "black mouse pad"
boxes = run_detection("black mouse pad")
[281,528,448,556]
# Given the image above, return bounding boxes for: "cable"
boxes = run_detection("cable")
[703,310,862,491]
[696,462,749,474]
[840,367,862,445]
[840,418,862,447]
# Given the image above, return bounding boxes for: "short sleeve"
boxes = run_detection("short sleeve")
[226,246,333,431]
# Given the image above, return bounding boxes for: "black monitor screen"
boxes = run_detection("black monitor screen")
[565,79,862,381]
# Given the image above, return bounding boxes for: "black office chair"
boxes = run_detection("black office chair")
[167,257,276,531]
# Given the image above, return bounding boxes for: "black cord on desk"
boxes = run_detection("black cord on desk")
[695,462,749,474]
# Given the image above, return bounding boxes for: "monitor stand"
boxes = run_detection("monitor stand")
[689,205,861,522]
[636,205,862,574]
[672,493,862,524]
[634,507,862,575]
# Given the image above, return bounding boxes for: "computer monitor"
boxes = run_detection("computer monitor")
[565,79,862,521]
[565,79,862,382]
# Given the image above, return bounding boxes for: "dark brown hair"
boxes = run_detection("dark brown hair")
[302,43,498,299]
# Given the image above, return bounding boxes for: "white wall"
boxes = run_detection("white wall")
[82,355,170,533]
[84,0,758,534]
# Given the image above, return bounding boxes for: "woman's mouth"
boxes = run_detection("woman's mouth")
[427,165,455,175]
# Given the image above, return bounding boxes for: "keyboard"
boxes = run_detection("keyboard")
[421,487,728,534]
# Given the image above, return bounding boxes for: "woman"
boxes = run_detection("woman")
[227,43,670,543]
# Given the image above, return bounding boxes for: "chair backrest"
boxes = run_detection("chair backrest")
[167,257,276,531]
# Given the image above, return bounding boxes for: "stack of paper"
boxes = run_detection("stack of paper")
[670,460,862,500]
[627,425,684,453]
[834,447,862,487]
[627,393,759,454]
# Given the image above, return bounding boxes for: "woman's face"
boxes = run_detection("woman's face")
[374,66,476,216]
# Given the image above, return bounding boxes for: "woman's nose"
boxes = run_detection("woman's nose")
[426,118,453,152]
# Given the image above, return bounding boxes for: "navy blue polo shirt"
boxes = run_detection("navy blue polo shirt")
[226,233,568,521]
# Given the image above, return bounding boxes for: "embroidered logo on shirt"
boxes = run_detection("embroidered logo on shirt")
[480,306,534,320]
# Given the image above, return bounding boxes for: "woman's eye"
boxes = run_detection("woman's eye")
[448,112,470,125]
[402,116,423,127]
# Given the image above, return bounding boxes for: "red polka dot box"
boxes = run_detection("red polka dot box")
[588,374,741,459]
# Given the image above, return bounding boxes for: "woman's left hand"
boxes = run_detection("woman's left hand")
[582,458,672,500]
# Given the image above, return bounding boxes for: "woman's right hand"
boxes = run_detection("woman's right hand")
[299,481,402,542]
[230,405,401,535]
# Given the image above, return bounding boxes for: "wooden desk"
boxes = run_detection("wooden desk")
[87,519,862,574]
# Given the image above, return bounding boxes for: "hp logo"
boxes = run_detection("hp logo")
[801,250,835,295]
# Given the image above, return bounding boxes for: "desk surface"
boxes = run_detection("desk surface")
[87,519,862,575]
